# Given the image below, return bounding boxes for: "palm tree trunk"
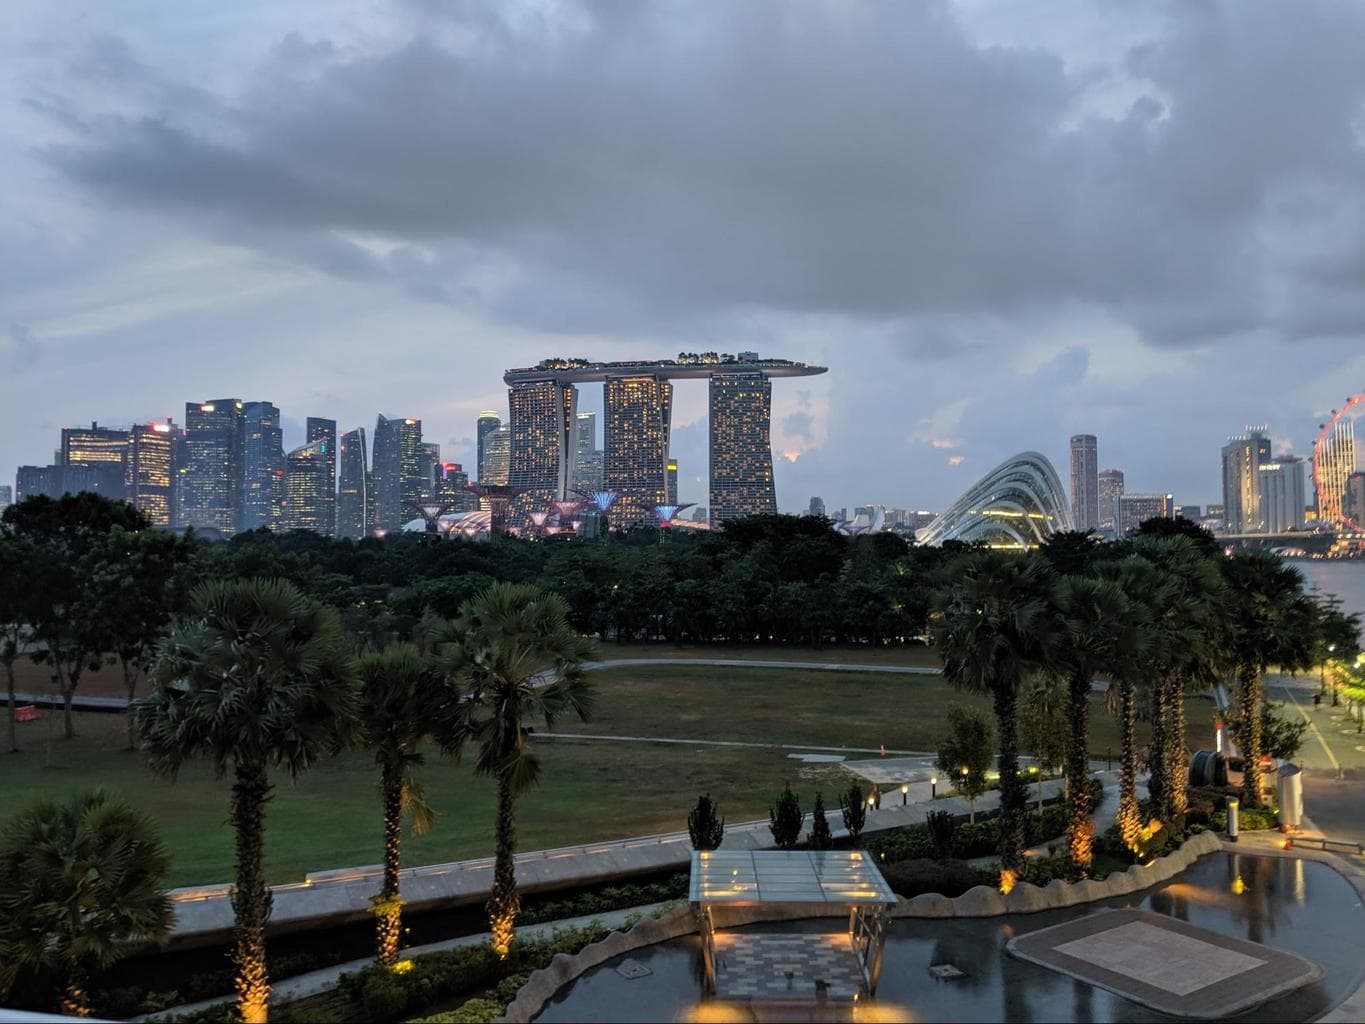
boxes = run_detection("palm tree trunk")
[1066,669,1094,876]
[123,657,140,751]
[488,772,520,958]
[993,685,1027,877]
[375,765,404,968]
[1168,677,1189,818]
[1149,677,1170,820]
[5,658,17,753]
[60,967,88,1017]
[1238,666,1263,807]
[1117,681,1141,850]
[231,762,273,1024]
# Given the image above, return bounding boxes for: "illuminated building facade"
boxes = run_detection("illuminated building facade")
[284,440,333,533]
[1221,428,1271,533]
[306,417,337,536]
[61,422,129,499]
[667,459,678,505]
[917,452,1073,548]
[1097,468,1125,535]
[606,376,671,527]
[476,412,501,482]
[126,422,176,526]
[1069,434,1098,532]
[182,399,244,533]
[241,401,285,531]
[509,380,578,516]
[434,462,479,511]
[371,415,424,531]
[1258,458,1306,534]
[337,428,369,539]
[573,411,597,494]
[1345,472,1365,525]
[1314,398,1360,526]
[482,426,511,486]
[708,372,773,525]
[418,442,441,501]
[1115,492,1175,536]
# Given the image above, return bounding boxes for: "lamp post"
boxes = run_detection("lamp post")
[901,783,908,807]
[930,775,937,800]
[1328,644,1339,706]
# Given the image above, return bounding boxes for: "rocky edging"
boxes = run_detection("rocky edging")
[498,830,1223,1023]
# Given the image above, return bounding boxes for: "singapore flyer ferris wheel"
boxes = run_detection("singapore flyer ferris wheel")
[1313,393,1365,529]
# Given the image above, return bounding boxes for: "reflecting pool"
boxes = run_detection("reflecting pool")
[534,854,1363,1023]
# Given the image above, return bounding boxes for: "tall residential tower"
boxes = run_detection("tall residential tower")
[1069,434,1098,533]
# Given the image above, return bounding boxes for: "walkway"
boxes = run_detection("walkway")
[163,775,1072,945]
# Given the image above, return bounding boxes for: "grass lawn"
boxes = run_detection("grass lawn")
[581,665,1218,758]
[599,642,942,668]
[1,665,1218,888]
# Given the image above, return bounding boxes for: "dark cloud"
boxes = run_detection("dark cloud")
[32,1,1365,347]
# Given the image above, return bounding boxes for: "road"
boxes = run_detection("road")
[1267,673,1365,843]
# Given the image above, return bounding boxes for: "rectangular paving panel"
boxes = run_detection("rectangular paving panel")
[1008,909,1323,1019]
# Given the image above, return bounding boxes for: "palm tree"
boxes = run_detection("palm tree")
[933,551,1057,884]
[133,578,359,1024]
[0,789,172,1016]
[1053,575,1140,874]
[357,644,462,968]
[436,582,596,957]
[1219,553,1317,806]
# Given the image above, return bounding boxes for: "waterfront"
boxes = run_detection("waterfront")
[1299,560,1365,638]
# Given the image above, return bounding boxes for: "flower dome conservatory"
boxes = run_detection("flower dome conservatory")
[916,451,1073,548]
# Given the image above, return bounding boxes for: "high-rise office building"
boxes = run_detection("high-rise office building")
[605,376,671,527]
[434,462,479,511]
[1315,414,1356,524]
[16,465,62,501]
[336,428,369,539]
[572,412,597,494]
[126,421,176,526]
[182,399,244,533]
[1069,434,1099,532]
[1174,504,1202,521]
[1114,493,1175,537]
[1258,457,1306,534]
[418,441,441,501]
[1097,468,1124,534]
[476,412,502,482]
[1345,472,1365,524]
[709,372,774,525]
[306,417,337,536]
[1221,427,1272,533]
[509,380,578,515]
[371,415,424,531]
[667,459,679,505]
[241,402,285,532]
[483,425,511,486]
[61,422,129,499]
[808,496,826,518]
[283,439,334,533]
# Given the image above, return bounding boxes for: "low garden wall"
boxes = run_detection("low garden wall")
[498,830,1224,1023]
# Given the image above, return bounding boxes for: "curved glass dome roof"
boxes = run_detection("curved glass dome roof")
[917,451,1073,548]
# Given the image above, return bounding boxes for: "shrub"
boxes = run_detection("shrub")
[409,997,503,1023]
[362,974,409,1020]
[494,973,528,1004]
[879,858,991,898]
[809,793,833,850]
[687,794,725,851]
[769,784,803,849]
[1021,854,1075,887]
[925,810,955,859]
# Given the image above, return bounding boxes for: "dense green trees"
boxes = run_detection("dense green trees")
[133,578,361,1023]
[0,789,172,1016]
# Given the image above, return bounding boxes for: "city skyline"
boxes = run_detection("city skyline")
[5,3,1365,515]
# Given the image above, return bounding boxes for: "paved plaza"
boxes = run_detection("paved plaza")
[1007,908,1323,1018]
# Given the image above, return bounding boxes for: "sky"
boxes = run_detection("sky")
[3,0,1365,514]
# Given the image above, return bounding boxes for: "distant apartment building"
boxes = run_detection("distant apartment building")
[1221,427,1271,533]
[1069,435,1099,532]
[1097,468,1125,535]
[1258,457,1306,534]
[1114,493,1175,536]
[808,496,826,518]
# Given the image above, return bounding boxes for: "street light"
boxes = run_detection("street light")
[901,783,908,806]
[1328,644,1339,706]
[930,775,938,799]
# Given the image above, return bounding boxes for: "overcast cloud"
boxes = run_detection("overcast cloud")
[3,0,1364,513]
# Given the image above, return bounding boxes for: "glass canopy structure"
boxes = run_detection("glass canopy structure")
[689,850,898,1003]
[916,450,1073,548]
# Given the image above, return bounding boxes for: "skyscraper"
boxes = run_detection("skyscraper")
[1114,493,1174,536]
[1345,472,1365,524]
[667,459,679,505]
[605,376,671,527]
[1069,434,1098,532]
[371,415,423,531]
[283,440,334,533]
[1097,468,1125,535]
[306,417,337,536]
[476,412,502,482]
[1258,457,1306,534]
[809,496,826,518]
[435,462,479,511]
[1315,413,1357,524]
[708,372,774,525]
[61,422,129,499]
[241,402,284,531]
[182,399,244,533]
[509,380,578,514]
[336,427,369,539]
[483,425,511,486]
[126,421,176,526]
[1221,427,1272,533]
[573,411,596,494]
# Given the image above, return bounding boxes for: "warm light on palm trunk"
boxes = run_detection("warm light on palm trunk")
[232,763,272,1024]
[1066,669,1093,874]
[1117,683,1141,850]
[377,770,404,967]
[488,773,520,958]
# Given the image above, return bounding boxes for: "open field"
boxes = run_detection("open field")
[1,665,1217,887]
[599,642,943,668]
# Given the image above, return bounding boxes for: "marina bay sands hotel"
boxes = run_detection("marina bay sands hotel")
[503,353,827,527]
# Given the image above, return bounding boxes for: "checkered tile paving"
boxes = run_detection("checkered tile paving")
[713,932,864,1001]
